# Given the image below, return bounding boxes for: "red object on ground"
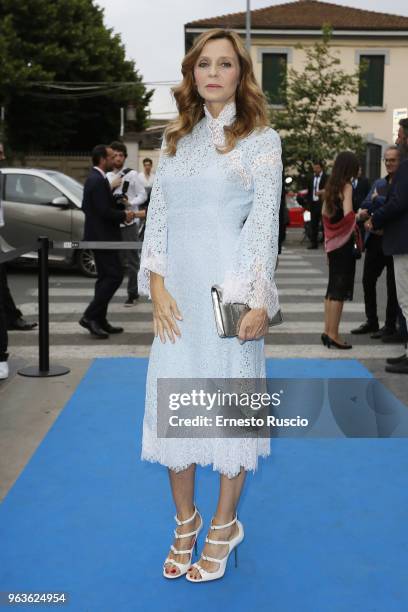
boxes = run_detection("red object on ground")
[286,190,307,227]
[288,206,305,227]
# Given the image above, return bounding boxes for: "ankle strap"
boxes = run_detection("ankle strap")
[210,514,237,530]
[174,504,198,526]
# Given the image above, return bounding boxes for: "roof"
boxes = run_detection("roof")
[185,0,408,31]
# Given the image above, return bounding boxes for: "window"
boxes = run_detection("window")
[44,171,83,201]
[365,143,382,183]
[359,55,385,107]
[262,53,287,106]
[5,174,62,205]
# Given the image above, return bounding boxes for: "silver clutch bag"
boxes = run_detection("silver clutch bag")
[211,284,283,338]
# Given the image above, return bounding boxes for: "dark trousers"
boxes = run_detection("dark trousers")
[0,263,22,326]
[310,201,323,246]
[0,265,9,360]
[363,238,398,329]
[119,224,140,298]
[397,304,408,340]
[83,251,124,323]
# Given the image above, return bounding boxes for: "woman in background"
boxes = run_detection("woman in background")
[321,152,360,349]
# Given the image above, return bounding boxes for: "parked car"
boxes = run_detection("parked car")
[0,167,96,276]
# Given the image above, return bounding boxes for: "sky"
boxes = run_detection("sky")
[96,0,408,119]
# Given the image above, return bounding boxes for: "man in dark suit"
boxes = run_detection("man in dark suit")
[351,166,371,212]
[306,161,328,249]
[366,118,408,373]
[80,145,137,338]
[351,147,400,337]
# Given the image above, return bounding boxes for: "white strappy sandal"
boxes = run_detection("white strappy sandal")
[162,504,203,579]
[185,513,244,582]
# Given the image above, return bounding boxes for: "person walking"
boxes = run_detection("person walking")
[0,284,7,380]
[0,172,9,379]
[0,267,38,331]
[138,29,282,582]
[107,141,147,306]
[79,145,137,338]
[321,152,360,349]
[366,118,408,373]
[0,148,37,332]
[351,146,400,338]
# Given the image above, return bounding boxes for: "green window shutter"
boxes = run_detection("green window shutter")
[262,53,287,105]
[359,55,384,107]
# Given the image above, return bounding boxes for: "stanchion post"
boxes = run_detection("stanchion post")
[39,235,50,372]
[18,236,70,378]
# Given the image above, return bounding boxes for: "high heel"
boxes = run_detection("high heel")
[321,333,329,346]
[186,513,244,582]
[163,504,203,579]
[326,336,352,350]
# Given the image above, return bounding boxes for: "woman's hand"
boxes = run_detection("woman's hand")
[150,274,183,343]
[237,308,269,343]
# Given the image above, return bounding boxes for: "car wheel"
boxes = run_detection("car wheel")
[77,249,97,277]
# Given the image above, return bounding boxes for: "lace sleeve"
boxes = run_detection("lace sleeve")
[137,136,168,300]
[220,128,282,318]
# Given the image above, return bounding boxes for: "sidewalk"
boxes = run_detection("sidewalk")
[0,358,90,501]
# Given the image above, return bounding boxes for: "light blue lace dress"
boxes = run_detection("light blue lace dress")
[137,100,282,478]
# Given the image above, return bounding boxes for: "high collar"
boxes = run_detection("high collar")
[203,100,236,147]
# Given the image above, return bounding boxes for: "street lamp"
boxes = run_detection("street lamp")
[126,104,136,122]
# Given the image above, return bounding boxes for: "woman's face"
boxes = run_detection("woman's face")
[193,38,241,107]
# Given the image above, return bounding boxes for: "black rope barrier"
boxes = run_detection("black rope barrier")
[53,240,143,250]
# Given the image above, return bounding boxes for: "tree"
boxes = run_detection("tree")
[269,26,364,181]
[0,0,153,152]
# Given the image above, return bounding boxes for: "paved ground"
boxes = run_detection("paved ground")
[1,228,407,500]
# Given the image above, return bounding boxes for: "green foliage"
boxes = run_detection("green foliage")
[0,0,153,151]
[270,26,365,181]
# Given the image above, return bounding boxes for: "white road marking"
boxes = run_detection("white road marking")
[29,286,328,297]
[19,301,364,314]
[276,268,322,275]
[10,344,401,360]
[8,321,361,335]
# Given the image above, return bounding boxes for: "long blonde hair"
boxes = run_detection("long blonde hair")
[164,29,270,156]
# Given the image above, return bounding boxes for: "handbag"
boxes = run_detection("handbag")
[211,284,283,338]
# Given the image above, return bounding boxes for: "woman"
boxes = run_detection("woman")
[321,151,360,349]
[137,29,282,582]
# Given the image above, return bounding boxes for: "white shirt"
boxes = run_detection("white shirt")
[106,168,147,228]
[138,170,155,188]
[313,172,323,202]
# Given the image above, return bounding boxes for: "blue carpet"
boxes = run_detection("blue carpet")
[0,358,407,611]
